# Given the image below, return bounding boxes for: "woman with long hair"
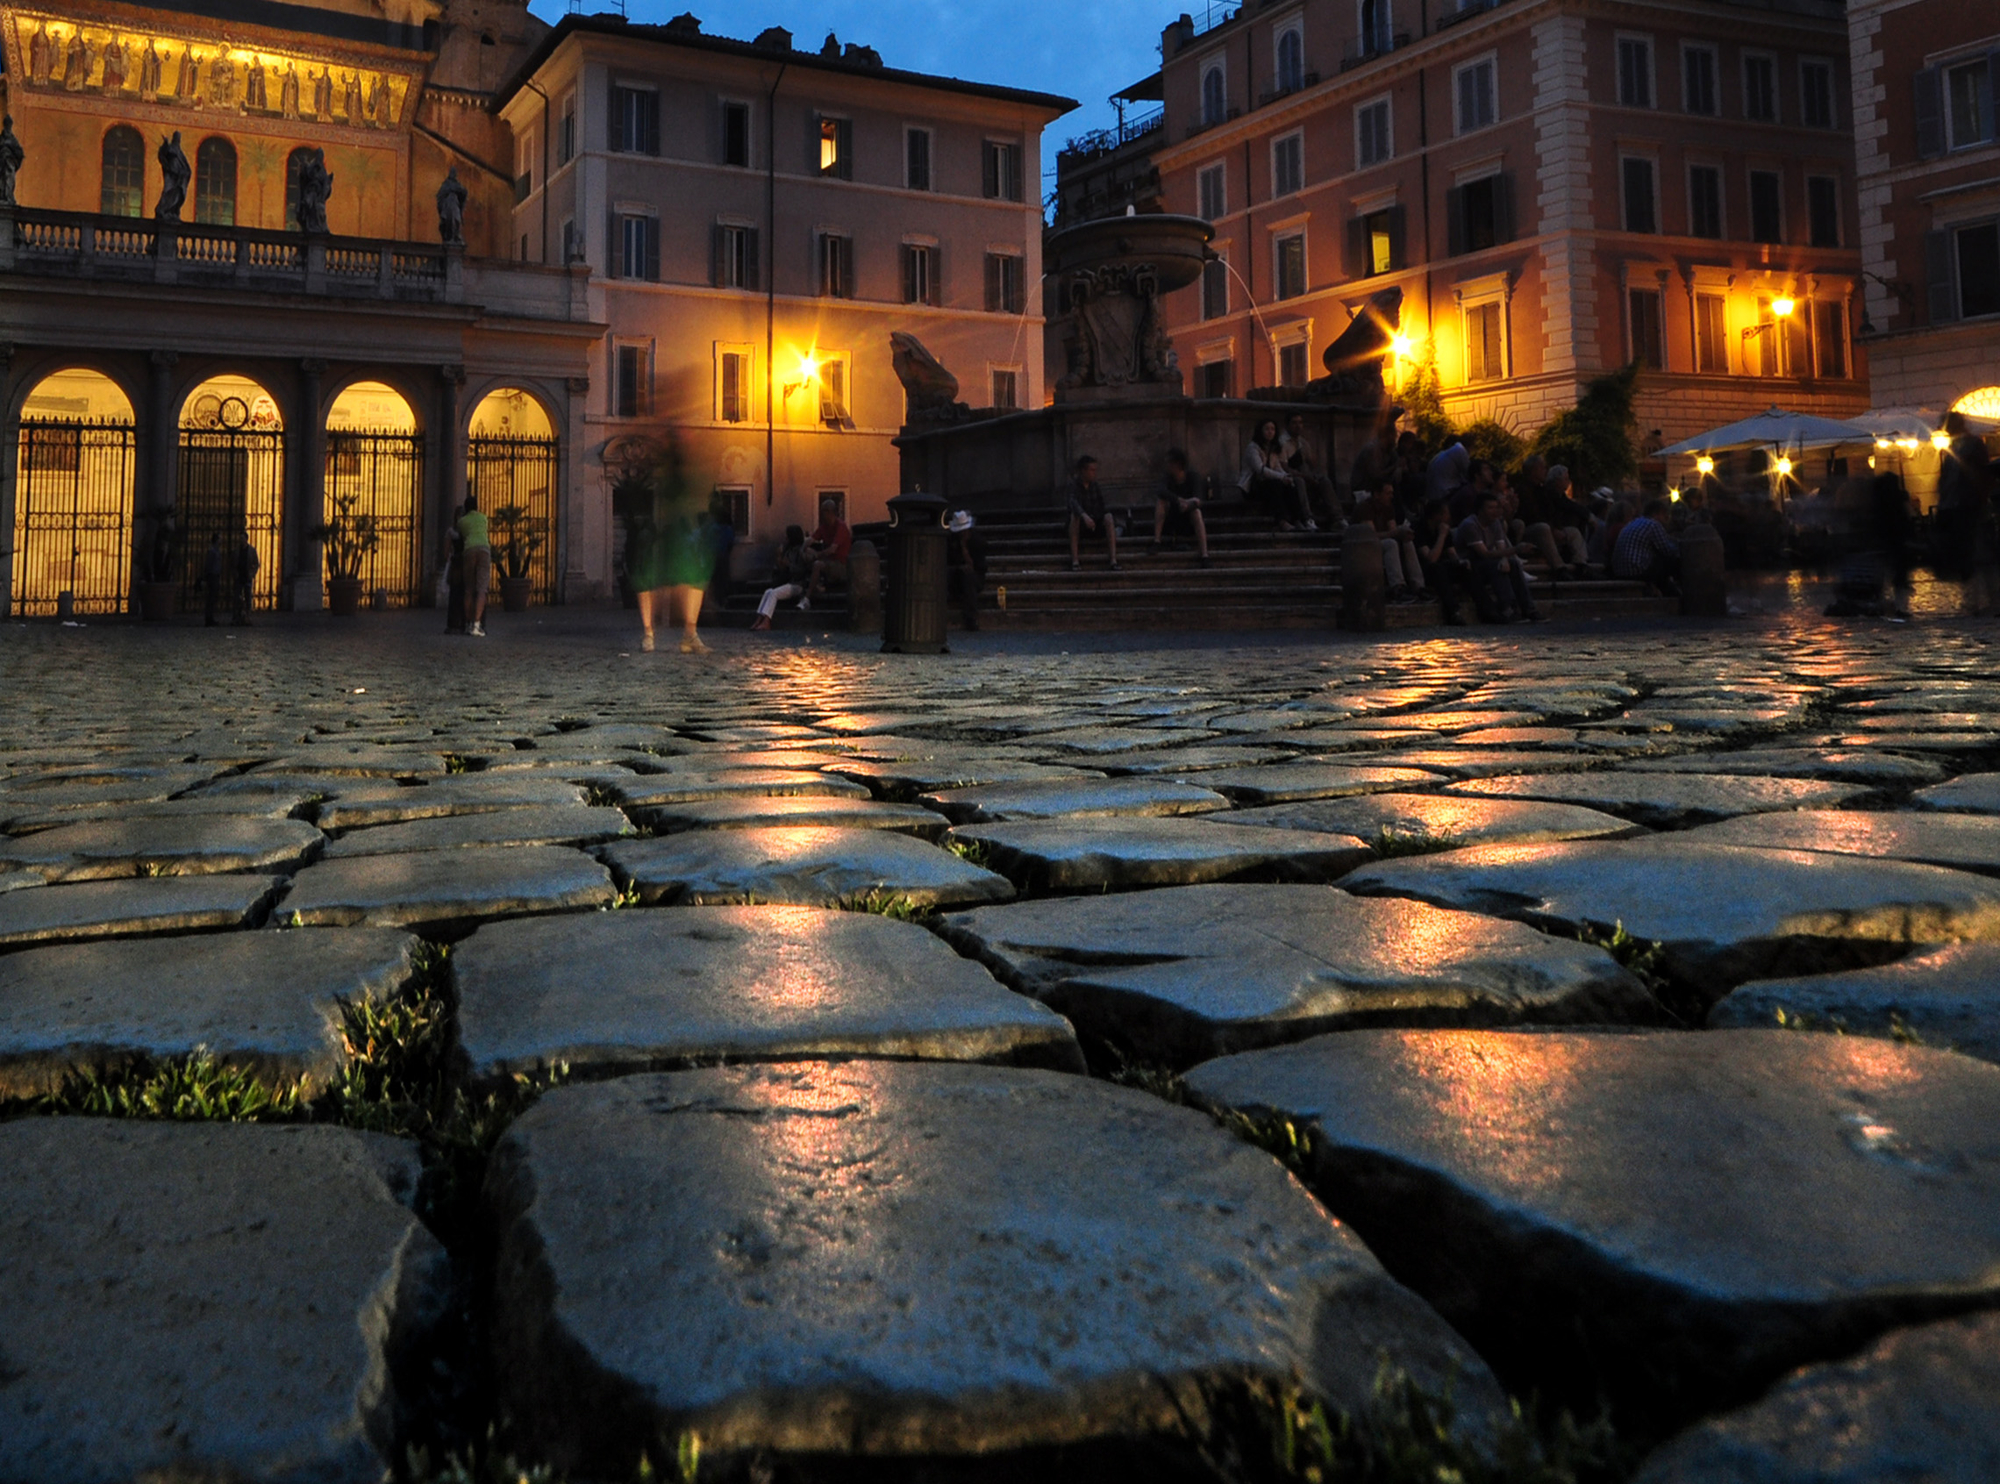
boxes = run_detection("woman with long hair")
[1239,417,1315,530]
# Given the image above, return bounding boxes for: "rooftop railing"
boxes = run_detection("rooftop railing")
[1059,106,1165,163]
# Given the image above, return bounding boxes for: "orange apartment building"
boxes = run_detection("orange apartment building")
[497,16,1072,575]
[1144,0,1870,444]
[1848,0,2000,421]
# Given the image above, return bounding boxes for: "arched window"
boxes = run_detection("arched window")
[1201,65,1227,126]
[194,137,236,226]
[1361,0,1392,56]
[100,126,144,217]
[1277,29,1304,93]
[285,147,313,232]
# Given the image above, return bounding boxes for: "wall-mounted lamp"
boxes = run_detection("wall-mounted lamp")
[1388,332,1414,360]
[1770,296,1796,318]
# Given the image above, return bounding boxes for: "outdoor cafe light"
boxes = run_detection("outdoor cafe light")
[1771,296,1796,318]
[1933,431,1953,451]
[1668,487,1682,501]
[1695,456,1715,475]
[1775,456,1794,478]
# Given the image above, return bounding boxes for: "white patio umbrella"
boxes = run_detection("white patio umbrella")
[1658,407,1873,457]
[1848,407,1943,442]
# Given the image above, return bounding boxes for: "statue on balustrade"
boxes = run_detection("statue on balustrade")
[436,167,467,244]
[156,131,190,222]
[0,118,24,208]
[296,148,332,234]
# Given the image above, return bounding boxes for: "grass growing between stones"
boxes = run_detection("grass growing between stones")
[1367,829,1467,860]
[32,1050,303,1121]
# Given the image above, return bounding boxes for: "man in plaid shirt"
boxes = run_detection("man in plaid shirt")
[1612,498,1681,596]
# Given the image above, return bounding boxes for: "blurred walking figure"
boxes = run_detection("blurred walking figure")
[457,493,491,637]
[231,538,259,625]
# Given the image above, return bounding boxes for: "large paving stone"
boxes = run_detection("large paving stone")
[0,927,417,1097]
[1622,748,1950,785]
[456,906,1078,1079]
[0,790,323,834]
[1912,772,2000,814]
[1685,809,2000,876]
[1344,839,2000,993]
[611,769,871,807]
[312,774,589,829]
[485,1061,1504,1475]
[1183,762,1443,804]
[948,818,1371,891]
[280,846,615,931]
[323,804,633,858]
[1365,748,1608,778]
[599,827,1014,907]
[0,815,323,882]
[1710,943,2000,1064]
[0,1120,448,1483]
[631,795,949,837]
[1632,1310,2000,1484]
[822,756,1099,800]
[1185,1029,2000,1438]
[1444,771,1868,826]
[1229,792,1640,848]
[1085,744,1300,774]
[942,883,1650,1067]
[0,873,285,947]
[260,746,446,777]
[919,776,1231,825]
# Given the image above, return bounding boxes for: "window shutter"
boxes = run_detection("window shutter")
[984,254,999,312]
[744,228,760,291]
[1386,205,1406,271]
[1991,52,2000,142]
[609,87,624,150]
[1926,229,1958,323]
[608,211,622,277]
[1345,217,1365,278]
[1914,68,1945,157]
[836,118,854,180]
[1495,172,1516,243]
[982,142,999,199]
[1445,186,1465,257]
[644,218,660,282]
[643,93,661,156]
[710,223,724,288]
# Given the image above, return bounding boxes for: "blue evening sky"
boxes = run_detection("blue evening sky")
[526,0,1203,200]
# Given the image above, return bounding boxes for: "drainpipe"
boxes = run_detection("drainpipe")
[1244,137,1254,385]
[520,78,552,262]
[1418,69,1432,353]
[766,62,788,509]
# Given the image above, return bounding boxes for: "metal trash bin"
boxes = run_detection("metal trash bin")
[882,491,950,654]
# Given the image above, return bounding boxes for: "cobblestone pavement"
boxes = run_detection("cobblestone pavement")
[4,609,2000,1483]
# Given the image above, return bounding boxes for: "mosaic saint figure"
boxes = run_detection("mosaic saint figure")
[280,65,299,119]
[245,57,266,110]
[209,51,234,107]
[156,130,190,221]
[29,24,51,86]
[100,36,126,93]
[343,70,361,123]
[63,28,88,91]
[373,76,394,127]
[176,47,198,105]
[140,40,161,101]
[312,68,332,119]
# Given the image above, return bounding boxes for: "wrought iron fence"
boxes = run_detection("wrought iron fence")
[11,419,136,616]
[467,435,559,603]
[325,430,425,606]
[177,429,285,612]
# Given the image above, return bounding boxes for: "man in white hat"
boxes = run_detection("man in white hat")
[945,510,988,630]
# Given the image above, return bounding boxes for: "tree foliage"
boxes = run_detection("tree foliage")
[1530,363,1641,492]
[1402,352,1455,455]
[1462,417,1527,473]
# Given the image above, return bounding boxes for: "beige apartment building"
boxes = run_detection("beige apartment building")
[1146,0,1869,443]
[497,16,1072,585]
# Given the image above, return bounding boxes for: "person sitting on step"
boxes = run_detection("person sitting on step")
[1239,418,1316,531]
[1066,455,1120,571]
[797,497,852,611]
[750,525,810,631]
[1152,448,1211,566]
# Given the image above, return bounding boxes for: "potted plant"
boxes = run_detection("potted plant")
[491,503,544,613]
[310,494,379,616]
[135,509,178,622]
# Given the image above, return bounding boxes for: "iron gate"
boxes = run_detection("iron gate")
[177,429,285,612]
[324,430,424,606]
[10,419,136,616]
[466,435,559,604]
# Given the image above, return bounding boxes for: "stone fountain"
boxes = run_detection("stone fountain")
[894,212,1399,514]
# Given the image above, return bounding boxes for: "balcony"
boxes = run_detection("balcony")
[1259,69,1322,105]
[1437,0,1508,29]
[1059,107,1166,166]
[1341,32,1412,71]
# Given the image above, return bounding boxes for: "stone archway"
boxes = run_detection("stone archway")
[10,367,137,616]
[324,380,424,606]
[177,373,285,613]
[466,386,559,604]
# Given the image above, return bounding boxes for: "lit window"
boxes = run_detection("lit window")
[1695,294,1729,372]
[719,349,751,423]
[1361,209,1396,275]
[818,116,852,179]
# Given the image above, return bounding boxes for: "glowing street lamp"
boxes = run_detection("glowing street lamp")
[1695,455,1715,476]
[1389,332,1414,360]
[1770,296,1796,318]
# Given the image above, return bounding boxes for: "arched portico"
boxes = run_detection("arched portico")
[9,367,137,616]
[322,379,425,606]
[466,384,560,604]
[176,373,286,613]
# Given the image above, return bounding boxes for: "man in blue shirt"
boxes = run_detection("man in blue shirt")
[1612,498,1681,596]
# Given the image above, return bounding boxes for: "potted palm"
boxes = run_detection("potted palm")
[491,503,544,613]
[310,495,378,616]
